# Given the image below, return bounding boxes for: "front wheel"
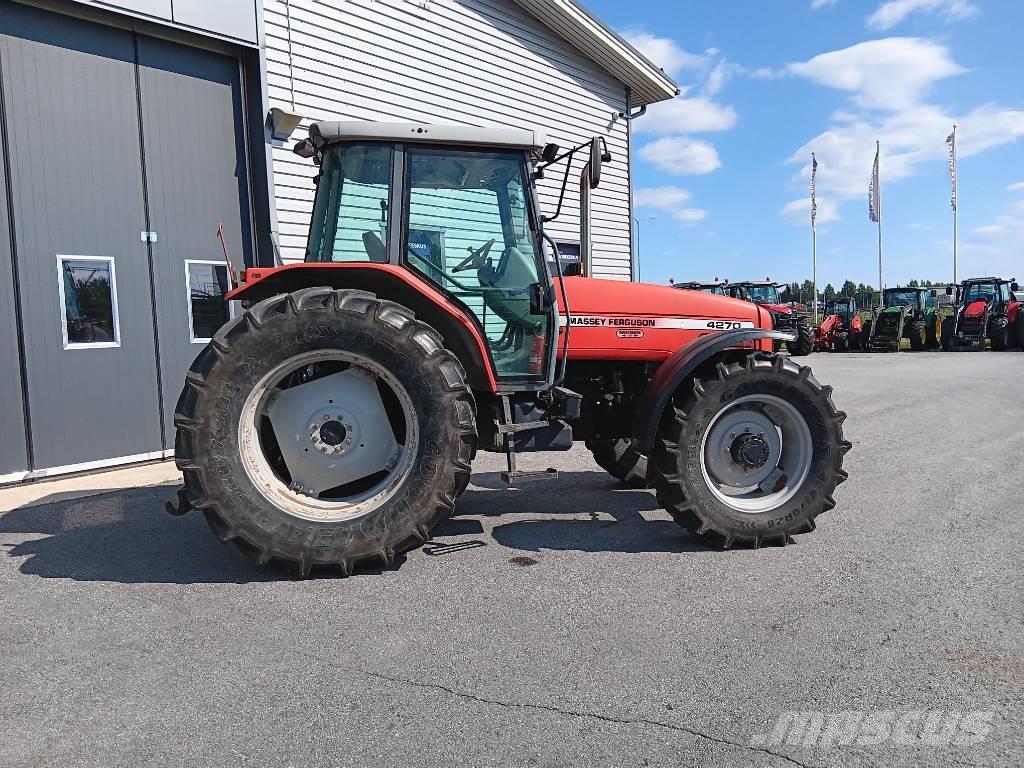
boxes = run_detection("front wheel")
[787,320,815,356]
[989,317,1009,351]
[173,288,478,576]
[908,320,926,351]
[586,438,648,487]
[650,354,850,547]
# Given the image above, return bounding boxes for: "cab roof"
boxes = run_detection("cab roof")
[306,121,549,151]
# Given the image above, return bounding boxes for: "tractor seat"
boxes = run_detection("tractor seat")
[477,246,539,329]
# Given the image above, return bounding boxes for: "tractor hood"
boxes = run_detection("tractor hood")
[762,303,791,314]
[558,277,769,361]
[964,299,989,318]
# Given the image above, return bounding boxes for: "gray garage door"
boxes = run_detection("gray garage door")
[0,1,252,475]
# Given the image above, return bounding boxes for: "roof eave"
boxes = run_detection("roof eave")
[512,0,679,106]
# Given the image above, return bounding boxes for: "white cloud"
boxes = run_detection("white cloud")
[1007,182,1024,192]
[781,196,840,226]
[620,30,710,78]
[811,0,838,8]
[675,208,709,224]
[634,96,737,135]
[787,38,965,110]
[867,0,978,31]
[635,186,691,210]
[638,136,721,175]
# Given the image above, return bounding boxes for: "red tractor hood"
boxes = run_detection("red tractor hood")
[964,299,989,318]
[761,303,791,314]
[558,277,767,361]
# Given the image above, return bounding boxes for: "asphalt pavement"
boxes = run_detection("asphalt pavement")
[1,352,1021,768]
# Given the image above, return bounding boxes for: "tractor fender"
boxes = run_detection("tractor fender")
[632,328,796,453]
[226,262,498,391]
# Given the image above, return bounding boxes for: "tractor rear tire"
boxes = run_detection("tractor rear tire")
[908,320,926,351]
[650,354,850,548]
[173,287,478,576]
[989,317,1010,351]
[1016,318,1024,350]
[586,438,648,487]
[787,320,815,357]
[926,317,940,349]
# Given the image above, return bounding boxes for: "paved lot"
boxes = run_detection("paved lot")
[1,352,1021,768]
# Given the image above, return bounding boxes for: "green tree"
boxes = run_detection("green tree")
[840,279,856,299]
[823,283,836,301]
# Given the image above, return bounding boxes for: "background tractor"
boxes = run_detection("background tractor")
[814,297,863,351]
[941,277,1021,350]
[169,121,849,575]
[864,287,942,351]
[728,281,815,356]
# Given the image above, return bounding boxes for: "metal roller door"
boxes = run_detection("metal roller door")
[0,1,252,477]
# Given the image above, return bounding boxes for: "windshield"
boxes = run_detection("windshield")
[964,282,998,302]
[701,285,726,295]
[884,290,921,308]
[825,301,849,316]
[745,285,780,304]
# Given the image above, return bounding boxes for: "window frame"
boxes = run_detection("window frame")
[184,259,236,344]
[56,254,121,351]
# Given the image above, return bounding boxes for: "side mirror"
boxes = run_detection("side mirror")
[588,137,604,189]
[1011,281,1019,292]
[541,143,560,163]
[945,286,953,296]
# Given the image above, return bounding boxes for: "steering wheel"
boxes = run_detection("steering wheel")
[452,239,495,273]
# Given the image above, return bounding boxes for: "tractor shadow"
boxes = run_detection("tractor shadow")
[0,471,719,584]
[455,471,715,555]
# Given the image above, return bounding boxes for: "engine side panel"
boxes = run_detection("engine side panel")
[559,277,769,360]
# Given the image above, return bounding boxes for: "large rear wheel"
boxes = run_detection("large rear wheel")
[586,438,648,487]
[650,354,850,547]
[173,288,477,575]
[989,317,1009,351]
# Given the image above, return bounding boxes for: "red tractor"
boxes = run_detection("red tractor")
[168,121,850,575]
[727,281,815,356]
[814,297,863,351]
[941,277,1022,350]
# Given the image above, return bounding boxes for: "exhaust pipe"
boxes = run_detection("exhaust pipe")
[579,164,592,278]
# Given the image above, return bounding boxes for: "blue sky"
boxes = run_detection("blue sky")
[585,0,1024,290]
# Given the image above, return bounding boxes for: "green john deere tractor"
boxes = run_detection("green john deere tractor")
[864,287,943,351]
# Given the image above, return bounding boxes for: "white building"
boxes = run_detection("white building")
[0,0,676,481]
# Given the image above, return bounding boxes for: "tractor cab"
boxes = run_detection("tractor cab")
[823,297,857,322]
[728,280,814,356]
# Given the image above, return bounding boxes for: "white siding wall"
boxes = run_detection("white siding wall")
[264,0,633,279]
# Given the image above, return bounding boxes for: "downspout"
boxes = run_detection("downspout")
[619,88,648,282]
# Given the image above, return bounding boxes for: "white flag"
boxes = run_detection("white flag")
[811,153,818,229]
[946,128,957,211]
[868,143,880,223]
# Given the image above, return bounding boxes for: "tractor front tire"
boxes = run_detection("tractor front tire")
[989,317,1010,351]
[908,320,926,351]
[650,354,850,548]
[173,287,477,576]
[587,438,648,487]
[787,320,815,357]
[941,317,954,351]
[926,317,940,349]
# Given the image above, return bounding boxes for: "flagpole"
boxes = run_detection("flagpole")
[952,124,958,284]
[811,152,818,324]
[876,140,883,306]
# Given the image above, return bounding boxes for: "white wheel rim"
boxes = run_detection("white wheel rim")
[700,394,813,514]
[237,350,418,522]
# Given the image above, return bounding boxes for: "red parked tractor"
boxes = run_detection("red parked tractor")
[814,297,863,351]
[727,281,815,356]
[168,121,850,575]
[941,277,1022,350]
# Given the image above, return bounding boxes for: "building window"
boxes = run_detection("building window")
[553,241,581,276]
[186,260,232,343]
[57,256,120,349]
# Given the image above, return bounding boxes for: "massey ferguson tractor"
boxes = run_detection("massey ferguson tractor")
[728,281,815,356]
[168,121,850,575]
[814,297,863,351]
[863,286,942,351]
[941,276,1021,350]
